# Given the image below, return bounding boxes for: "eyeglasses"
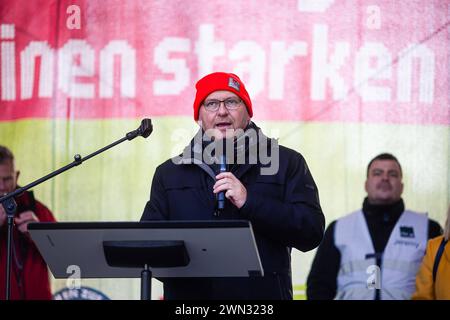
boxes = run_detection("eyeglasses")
[203,98,242,112]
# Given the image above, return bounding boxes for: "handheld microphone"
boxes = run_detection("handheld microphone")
[217,154,227,210]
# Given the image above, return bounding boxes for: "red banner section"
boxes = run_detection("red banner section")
[0,0,448,124]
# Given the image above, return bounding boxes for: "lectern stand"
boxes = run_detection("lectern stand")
[103,239,190,299]
[28,220,264,300]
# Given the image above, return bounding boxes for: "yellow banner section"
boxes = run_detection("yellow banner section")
[0,117,448,299]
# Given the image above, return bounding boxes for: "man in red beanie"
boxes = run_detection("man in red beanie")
[192,72,253,141]
[0,145,56,300]
[141,72,324,300]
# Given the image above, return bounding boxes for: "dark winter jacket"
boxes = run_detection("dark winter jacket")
[141,123,325,300]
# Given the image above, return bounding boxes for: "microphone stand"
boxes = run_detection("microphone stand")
[0,118,152,300]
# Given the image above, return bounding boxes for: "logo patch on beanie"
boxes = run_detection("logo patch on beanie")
[228,77,240,91]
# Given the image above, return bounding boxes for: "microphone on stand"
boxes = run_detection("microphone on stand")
[0,118,153,300]
[126,118,153,140]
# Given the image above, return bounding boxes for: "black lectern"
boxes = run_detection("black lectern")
[28,220,264,300]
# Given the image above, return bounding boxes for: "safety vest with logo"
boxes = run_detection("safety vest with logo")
[334,210,428,300]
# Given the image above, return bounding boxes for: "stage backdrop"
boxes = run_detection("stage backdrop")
[1,0,449,299]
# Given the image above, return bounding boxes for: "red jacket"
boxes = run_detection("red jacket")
[0,191,56,300]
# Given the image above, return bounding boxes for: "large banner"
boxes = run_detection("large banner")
[1,0,449,299]
[1,0,448,123]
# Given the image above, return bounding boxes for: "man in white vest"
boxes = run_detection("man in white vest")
[306,153,442,300]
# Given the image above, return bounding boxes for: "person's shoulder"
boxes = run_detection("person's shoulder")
[23,190,44,209]
[277,145,307,166]
[427,217,443,237]
[336,209,362,222]
[278,144,303,157]
[154,155,199,180]
[276,146,313,177]
[427,235,445,251]
[427,217,442,228]
[325,220,338,232]
[156,157,180,171]
[32,197,56,221]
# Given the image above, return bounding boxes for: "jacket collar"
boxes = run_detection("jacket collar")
[172,121,274,179]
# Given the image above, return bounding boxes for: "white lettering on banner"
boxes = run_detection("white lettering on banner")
[195,24,225,78]
[311,24,350,100]
[397,44,435,104]
[3,25,137,100]
[58,40,95,98]
[153,37,190,95]
[1,24,15,100]
[269,41,308,99]
[100,40,136,98]
[21,41,54,99]
[354,42,392,102]
[0,23,437,106]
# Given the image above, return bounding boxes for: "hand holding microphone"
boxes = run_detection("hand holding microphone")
[217,155,227,210]
[213,159,247,210]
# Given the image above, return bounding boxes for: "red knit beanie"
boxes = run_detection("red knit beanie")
[193,72,253,121]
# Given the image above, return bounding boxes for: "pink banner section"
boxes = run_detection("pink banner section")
[0,0,448,124]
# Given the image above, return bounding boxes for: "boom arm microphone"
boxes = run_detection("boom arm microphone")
[0,117,153,300]
[126,118,153,140]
